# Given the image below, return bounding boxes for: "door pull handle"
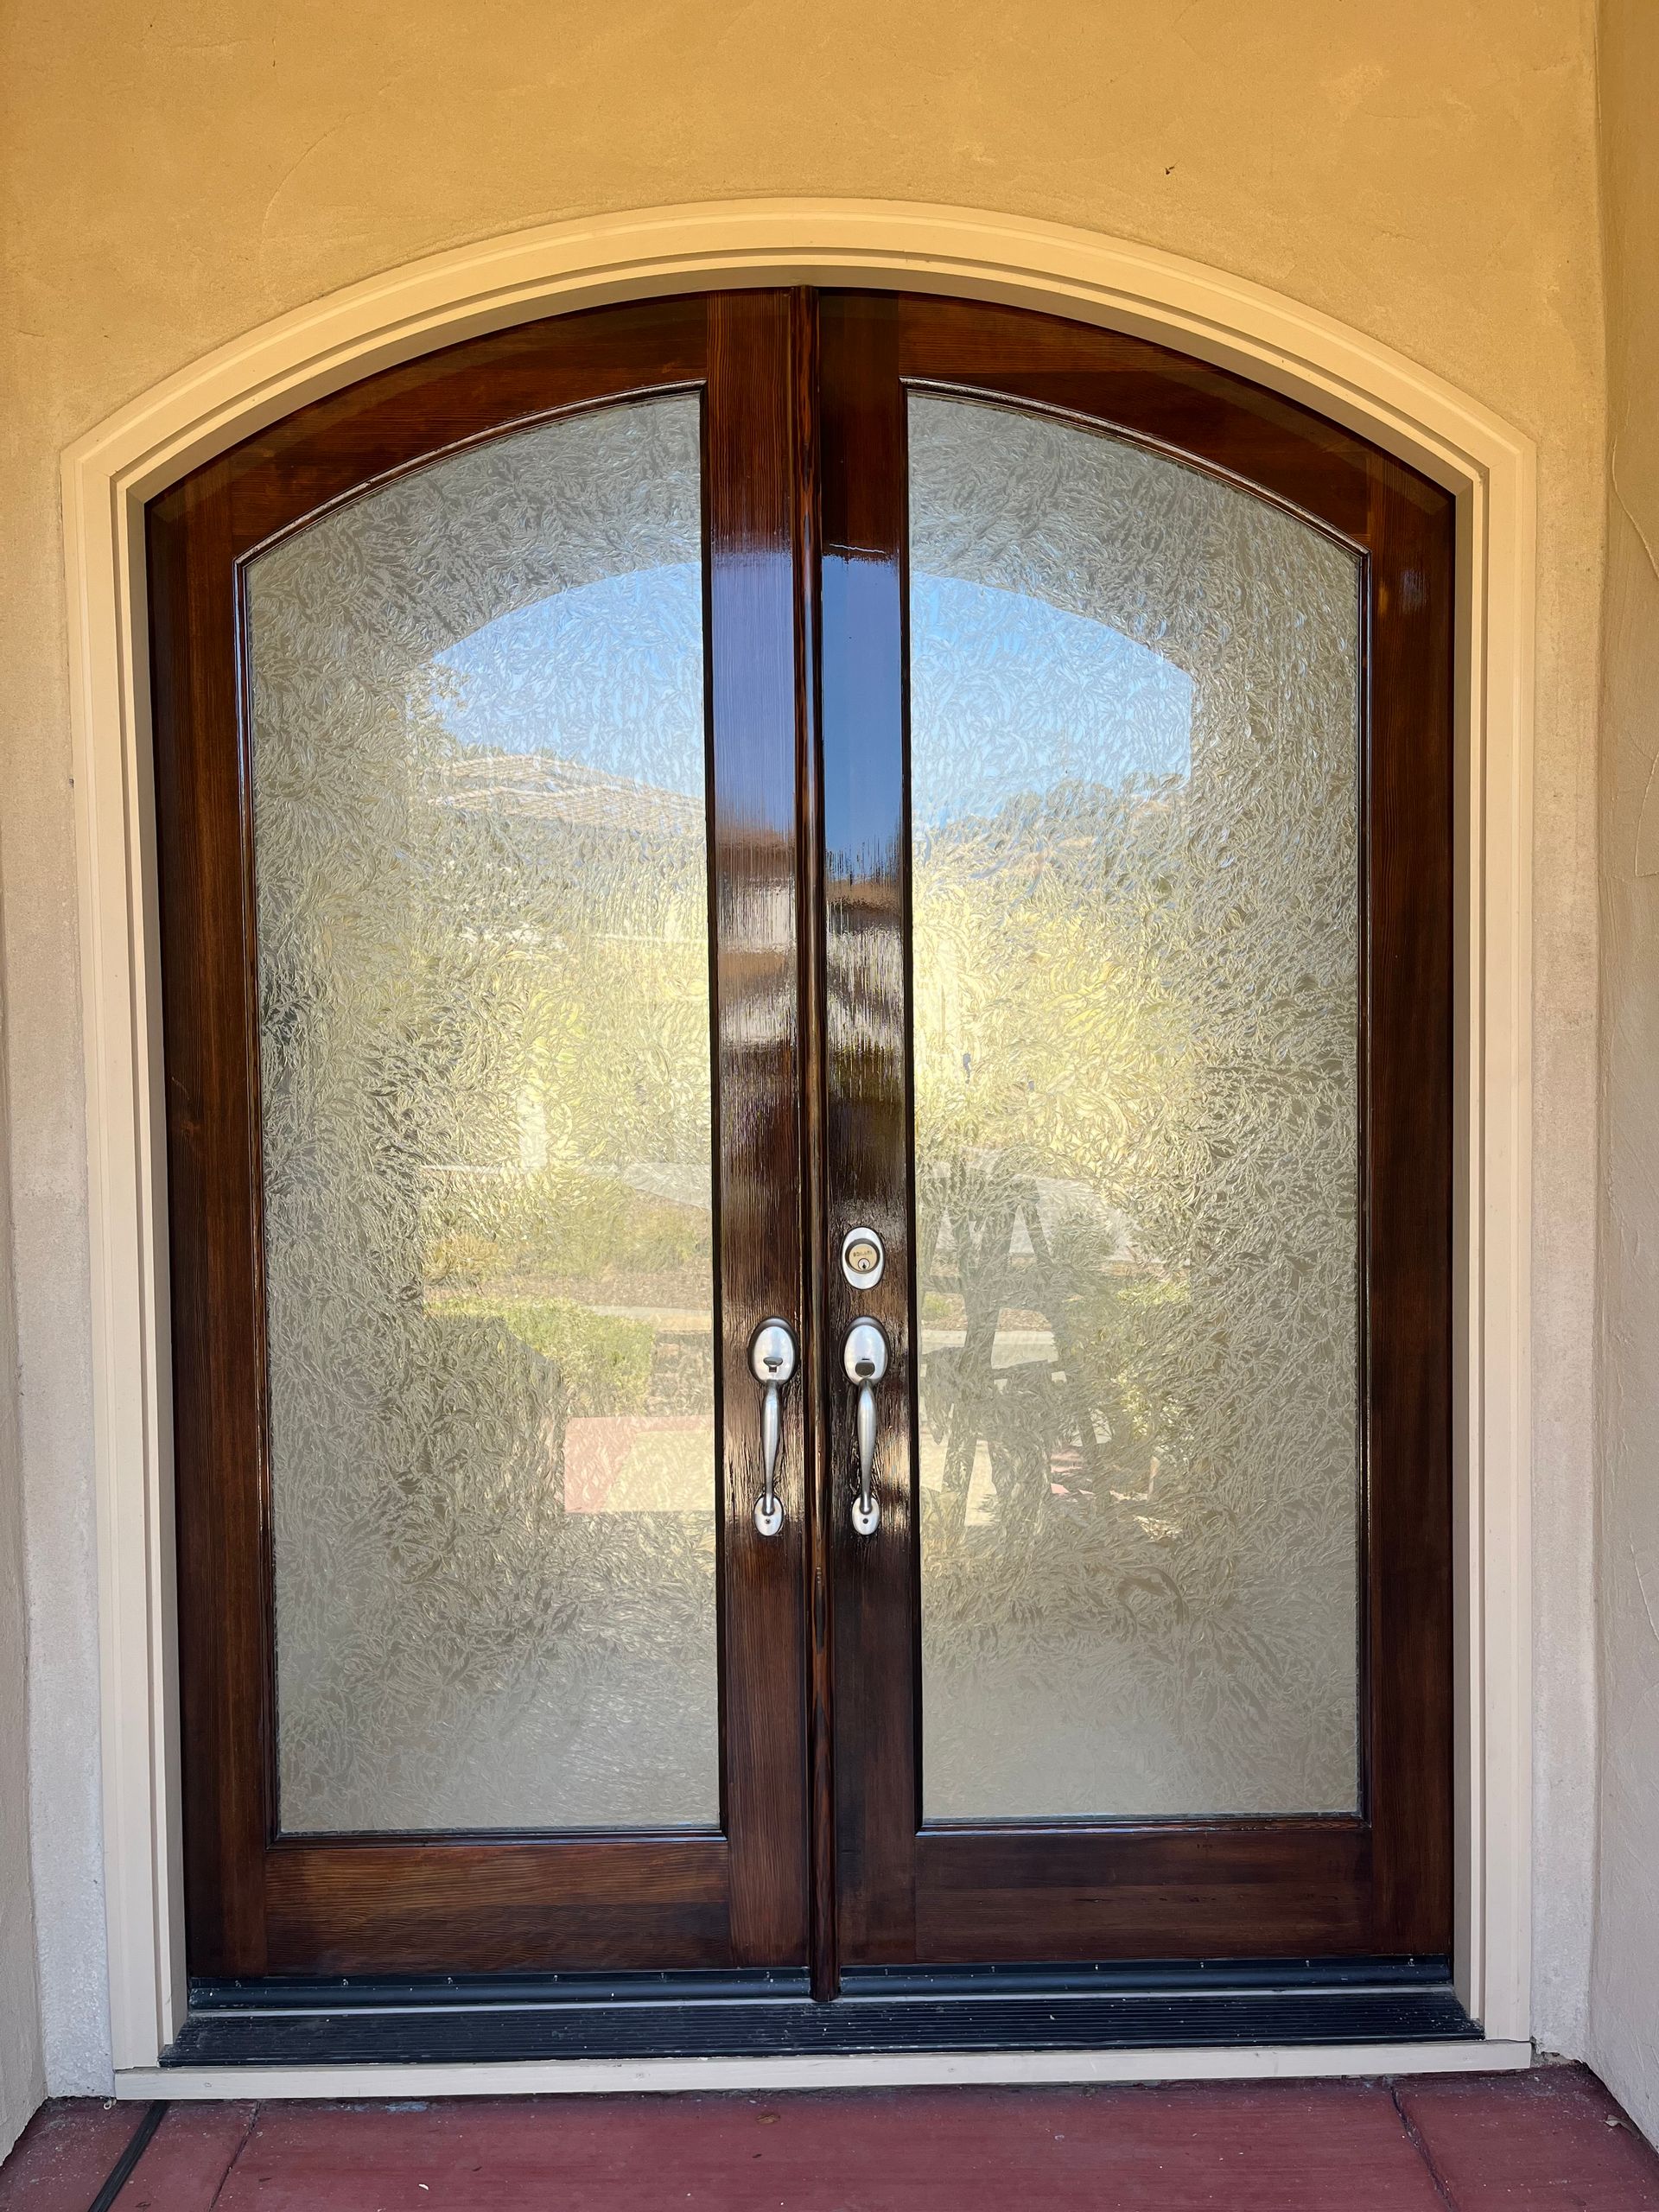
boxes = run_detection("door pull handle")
[843,1318,889,1536]
[748,1319,798,1536]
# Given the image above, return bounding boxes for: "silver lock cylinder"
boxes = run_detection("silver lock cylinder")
[840,1225,886,1291]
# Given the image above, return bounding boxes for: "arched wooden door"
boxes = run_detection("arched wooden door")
[150,289,1460,2063]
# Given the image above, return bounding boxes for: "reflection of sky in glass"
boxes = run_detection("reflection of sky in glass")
[911,574,1192,831]
[434,563,706,794]
[433,563,1192,823]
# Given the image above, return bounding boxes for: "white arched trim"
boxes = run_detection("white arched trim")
[64,200,1535,2085]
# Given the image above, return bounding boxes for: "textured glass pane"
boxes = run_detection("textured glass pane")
[251,397,719,1833]
[910,394,1361,1820]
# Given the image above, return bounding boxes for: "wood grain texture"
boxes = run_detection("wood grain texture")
[817,289,1455,1966]
[705,289,811,1965]
[153,284,1452,1988]
[1359,455,1456,1952]
[264,1839,731,1975]
[817,292,921,1965]
[912,1824,1370,1961]
[149,472,273,1975]
[788,287,841,2002]
[151,293,812,1980]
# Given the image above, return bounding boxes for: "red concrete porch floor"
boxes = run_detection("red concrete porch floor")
[3,2065,1657,2211]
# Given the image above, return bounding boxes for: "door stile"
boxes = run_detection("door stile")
[149,467,274,1975]
[1357,454,1456,1948]
[817,292,921,1963]
[786,287,842,2002]
[706,290,813,1964]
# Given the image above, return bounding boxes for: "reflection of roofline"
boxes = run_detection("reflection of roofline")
[917,772,1187,847]
[428,749,704,836]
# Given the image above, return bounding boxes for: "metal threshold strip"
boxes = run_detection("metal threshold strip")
[166,1958,1477,2067]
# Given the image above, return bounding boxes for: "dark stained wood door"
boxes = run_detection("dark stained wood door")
[151,293,817,1979]
[153,285,1453,1999]
[817,290,1454,1972]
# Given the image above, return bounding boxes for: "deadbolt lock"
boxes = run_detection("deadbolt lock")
[841,1225,886,1290]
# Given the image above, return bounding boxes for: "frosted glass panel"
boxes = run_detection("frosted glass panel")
[251,398,719,1833]
[909,394,1361,1820]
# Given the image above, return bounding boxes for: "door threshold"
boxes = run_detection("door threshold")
[165,1958,1477,2068]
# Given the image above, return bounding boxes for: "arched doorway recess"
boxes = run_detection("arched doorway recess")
[68,207,1548,2088]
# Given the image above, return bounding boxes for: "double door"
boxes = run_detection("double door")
[151,289,1453,2012]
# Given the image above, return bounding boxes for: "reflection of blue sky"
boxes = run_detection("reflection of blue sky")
[433,563,706,795]
[430,563,1192,822]
[911,573,1192,832]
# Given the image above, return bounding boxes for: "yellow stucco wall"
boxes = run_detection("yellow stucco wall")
[1592,0,1659,2145]
[0,0,1605,2093]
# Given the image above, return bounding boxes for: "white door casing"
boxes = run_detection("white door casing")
[61,199,1535,2088]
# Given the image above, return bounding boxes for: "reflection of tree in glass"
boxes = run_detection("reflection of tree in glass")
[262,664,720,1739]
[408,698,720,1457]
[254,397,722,1831]
[915,772,1204,1620]
[913,737,1359,1771]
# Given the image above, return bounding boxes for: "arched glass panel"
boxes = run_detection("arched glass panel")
[249,397,720,1834]
[909,393,1363,1821]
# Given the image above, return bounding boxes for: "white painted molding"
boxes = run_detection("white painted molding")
[63,198,1536,2075]
[113,2038,1533,2102]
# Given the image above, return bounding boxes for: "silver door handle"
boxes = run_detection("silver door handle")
[748,1319,797,1536]
[843,1318,888,1535]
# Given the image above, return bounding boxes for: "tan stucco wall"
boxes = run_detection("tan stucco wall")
[0,1053,41,2161]
[1592,0,1659,2145]
[0,0,1605,2092]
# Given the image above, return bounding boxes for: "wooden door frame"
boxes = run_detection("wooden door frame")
[817,289,1453,1970]
[148,293,819,1981]
[62,200,1536,2084]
